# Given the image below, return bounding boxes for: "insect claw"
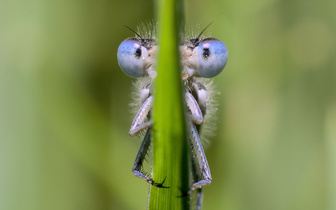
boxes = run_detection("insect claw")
[152,176,170,188]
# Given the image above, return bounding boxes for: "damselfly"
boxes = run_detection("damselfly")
[117,24,228,209]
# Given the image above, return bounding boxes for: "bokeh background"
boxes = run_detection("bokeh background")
[1,0,335,209]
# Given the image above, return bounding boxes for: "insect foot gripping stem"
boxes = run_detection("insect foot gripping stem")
[131,129,170,188]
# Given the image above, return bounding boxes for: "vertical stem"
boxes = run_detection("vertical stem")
[149,0,189,209]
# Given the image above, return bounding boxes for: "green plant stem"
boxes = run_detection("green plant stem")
[149,0,189,209]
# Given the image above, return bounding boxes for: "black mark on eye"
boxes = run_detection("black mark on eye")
[202,48,210,59]
[135,48,142,58]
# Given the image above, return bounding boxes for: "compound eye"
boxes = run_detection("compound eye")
[117,39,148,78]
[196,38,228,78]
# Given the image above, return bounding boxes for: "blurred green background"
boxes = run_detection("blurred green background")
[1,0,335,209]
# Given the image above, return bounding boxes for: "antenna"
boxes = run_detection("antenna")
[123,25,143,39]
[192,22,213,45]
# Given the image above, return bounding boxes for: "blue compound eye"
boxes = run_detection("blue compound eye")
[117,38,148,78]
[196,38,228,78]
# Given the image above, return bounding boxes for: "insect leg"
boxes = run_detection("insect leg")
[130,95,168,188]
[190,152,204,210]
[189,121,212,191]
[191,81,208,115]
[129,95,153,136]
[188,121,211,209]
[132,129,151,181]
[195,188,203,210]
[186,92,203,125]
[132,129,169,188]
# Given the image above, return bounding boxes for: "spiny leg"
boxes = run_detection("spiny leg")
[189,121,212,209]
[194,188,203,210]
[130,95,168,188]
[186,92,203,125]
[132,129,169,188]
[185,89,211,209]
[190,151,204,210]
[129,95,153,136]
[190,122,212,188]
[191,81,208,116]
